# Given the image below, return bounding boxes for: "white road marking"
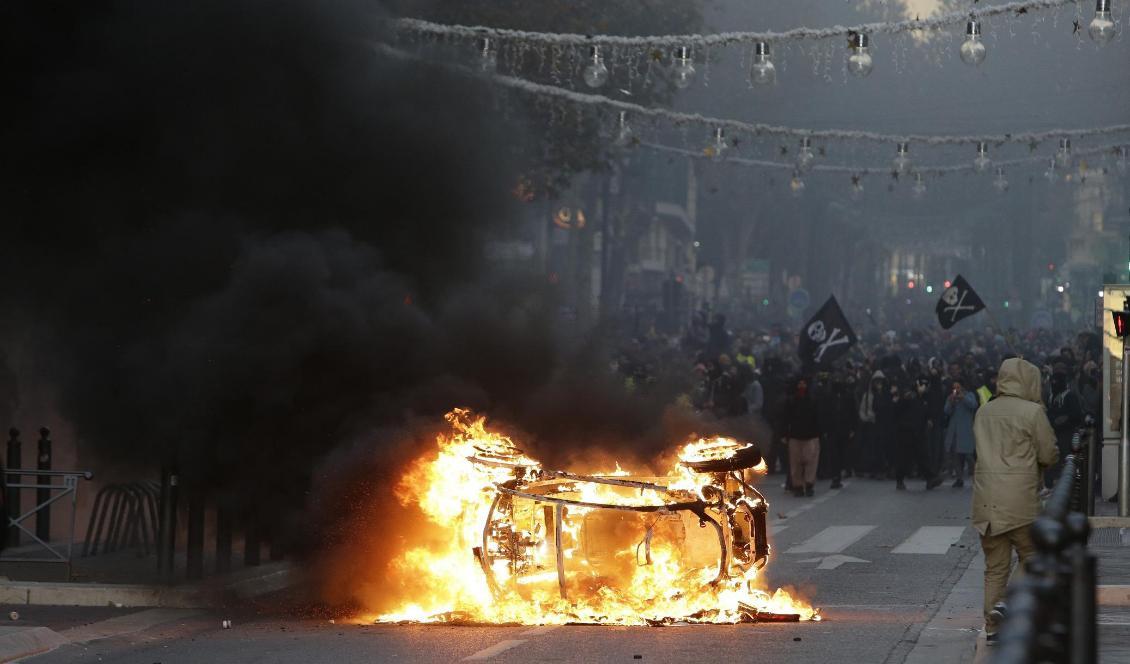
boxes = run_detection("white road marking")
[786,525,875,554]
[464,639,528,660]
[798,554,870,570]
[892,526,967,554]
[520,625,560,636]
[779,481,846,519]
[769,523,789,535]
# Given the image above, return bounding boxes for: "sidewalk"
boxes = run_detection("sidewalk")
[0,548,296,662]
[1092,499,1130,662]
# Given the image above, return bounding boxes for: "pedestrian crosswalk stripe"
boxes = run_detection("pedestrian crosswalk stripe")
[769,523,788,535]
[786,526,875,554]
[891,526,966,554]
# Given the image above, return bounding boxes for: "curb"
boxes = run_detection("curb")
[0,582,203,609]
[0,626,68,663]
[0,562,296,609]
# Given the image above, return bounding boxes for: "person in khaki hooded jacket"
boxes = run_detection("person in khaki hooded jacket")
[972,357,1058,641]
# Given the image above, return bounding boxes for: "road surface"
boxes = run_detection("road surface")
[24,477,987,663]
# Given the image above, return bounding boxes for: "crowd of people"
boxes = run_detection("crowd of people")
[620,311,1103,498]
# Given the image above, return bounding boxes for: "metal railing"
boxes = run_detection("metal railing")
[994,428,1097,663]
[2,469,94,568]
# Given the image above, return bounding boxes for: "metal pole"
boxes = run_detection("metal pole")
[157,466,178,584]
[7,428,20,548]
[1121,344,1130,516]
[36,428,52,542]
[1086,425,1097,517]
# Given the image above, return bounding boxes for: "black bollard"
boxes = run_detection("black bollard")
[156,466,179,583]
[6,428,19,548]
[185,489,205,581]
[215,498,232,574]
[243,511,260,567]
[36,428,51,542]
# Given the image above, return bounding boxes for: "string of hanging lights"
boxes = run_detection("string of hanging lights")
[454,53,1130,147]
[371,41,1130,175]
[643,139,1129,176]
[392,0,1086,48]
[646,140,1126,200]
[398,0,1120,86]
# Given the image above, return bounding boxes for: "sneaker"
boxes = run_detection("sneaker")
[925,476,943,490]
[805,483,815,497]
[989,602,1006,625]
[985,632,999,646]
[830,478,843,490]
[952,478,964,489]
[896,480,907,491]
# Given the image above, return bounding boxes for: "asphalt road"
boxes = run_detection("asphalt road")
[24,477,986,664]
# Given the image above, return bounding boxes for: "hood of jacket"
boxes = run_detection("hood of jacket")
[995,357,1042,404]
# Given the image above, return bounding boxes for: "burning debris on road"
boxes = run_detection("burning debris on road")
[377,409,816,626]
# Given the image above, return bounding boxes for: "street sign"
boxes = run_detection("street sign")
[788,288,811,311]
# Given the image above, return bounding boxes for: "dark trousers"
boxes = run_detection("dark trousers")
[767,431,790,475]
[895,430,934,482]
[823,433,851,480]
[857,422,877,474]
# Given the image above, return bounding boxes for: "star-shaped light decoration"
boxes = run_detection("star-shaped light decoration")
[851,174,862,186]
[891,170,900,181]
[780,146,789,156]
[1073,19,1081,34]
[1028,140,1040,153]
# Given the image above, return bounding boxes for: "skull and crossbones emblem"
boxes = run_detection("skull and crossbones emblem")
[942,287,960,306]
[941,287,974,323]
[806,320,827,343]
[809,322,849,363]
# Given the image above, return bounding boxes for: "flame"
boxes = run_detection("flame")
[377,410,816,625]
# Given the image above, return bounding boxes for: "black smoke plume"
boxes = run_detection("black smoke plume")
[0,0,724,610]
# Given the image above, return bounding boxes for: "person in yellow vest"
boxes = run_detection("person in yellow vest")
[974,369,994,406]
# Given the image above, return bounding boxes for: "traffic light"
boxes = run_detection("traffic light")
[1114,311,1130,338]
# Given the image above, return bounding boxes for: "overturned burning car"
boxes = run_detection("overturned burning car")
[380,410,815,625]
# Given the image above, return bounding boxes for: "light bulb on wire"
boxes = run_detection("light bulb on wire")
[583,46,609,88]
[478,37,497,73]
[850,174,865,200]
[973,142,991,172]
[613,111,633,148]
[1044,158,1058,183]
[846,32,874,78]
[1055,138,1073,169]
[911,172,927,199]
[750,42,776,86]
[993,167,1009,193]
[960,19,987,66]
[708,128,727,161]
[796,137,815,172]
[892,142,911,174]
[672,46,696,89]
[1089,0,1117,45]
[790,172,806,198]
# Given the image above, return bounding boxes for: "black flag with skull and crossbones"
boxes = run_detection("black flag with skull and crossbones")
[935,275,986,330]
[797,296,857,369]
